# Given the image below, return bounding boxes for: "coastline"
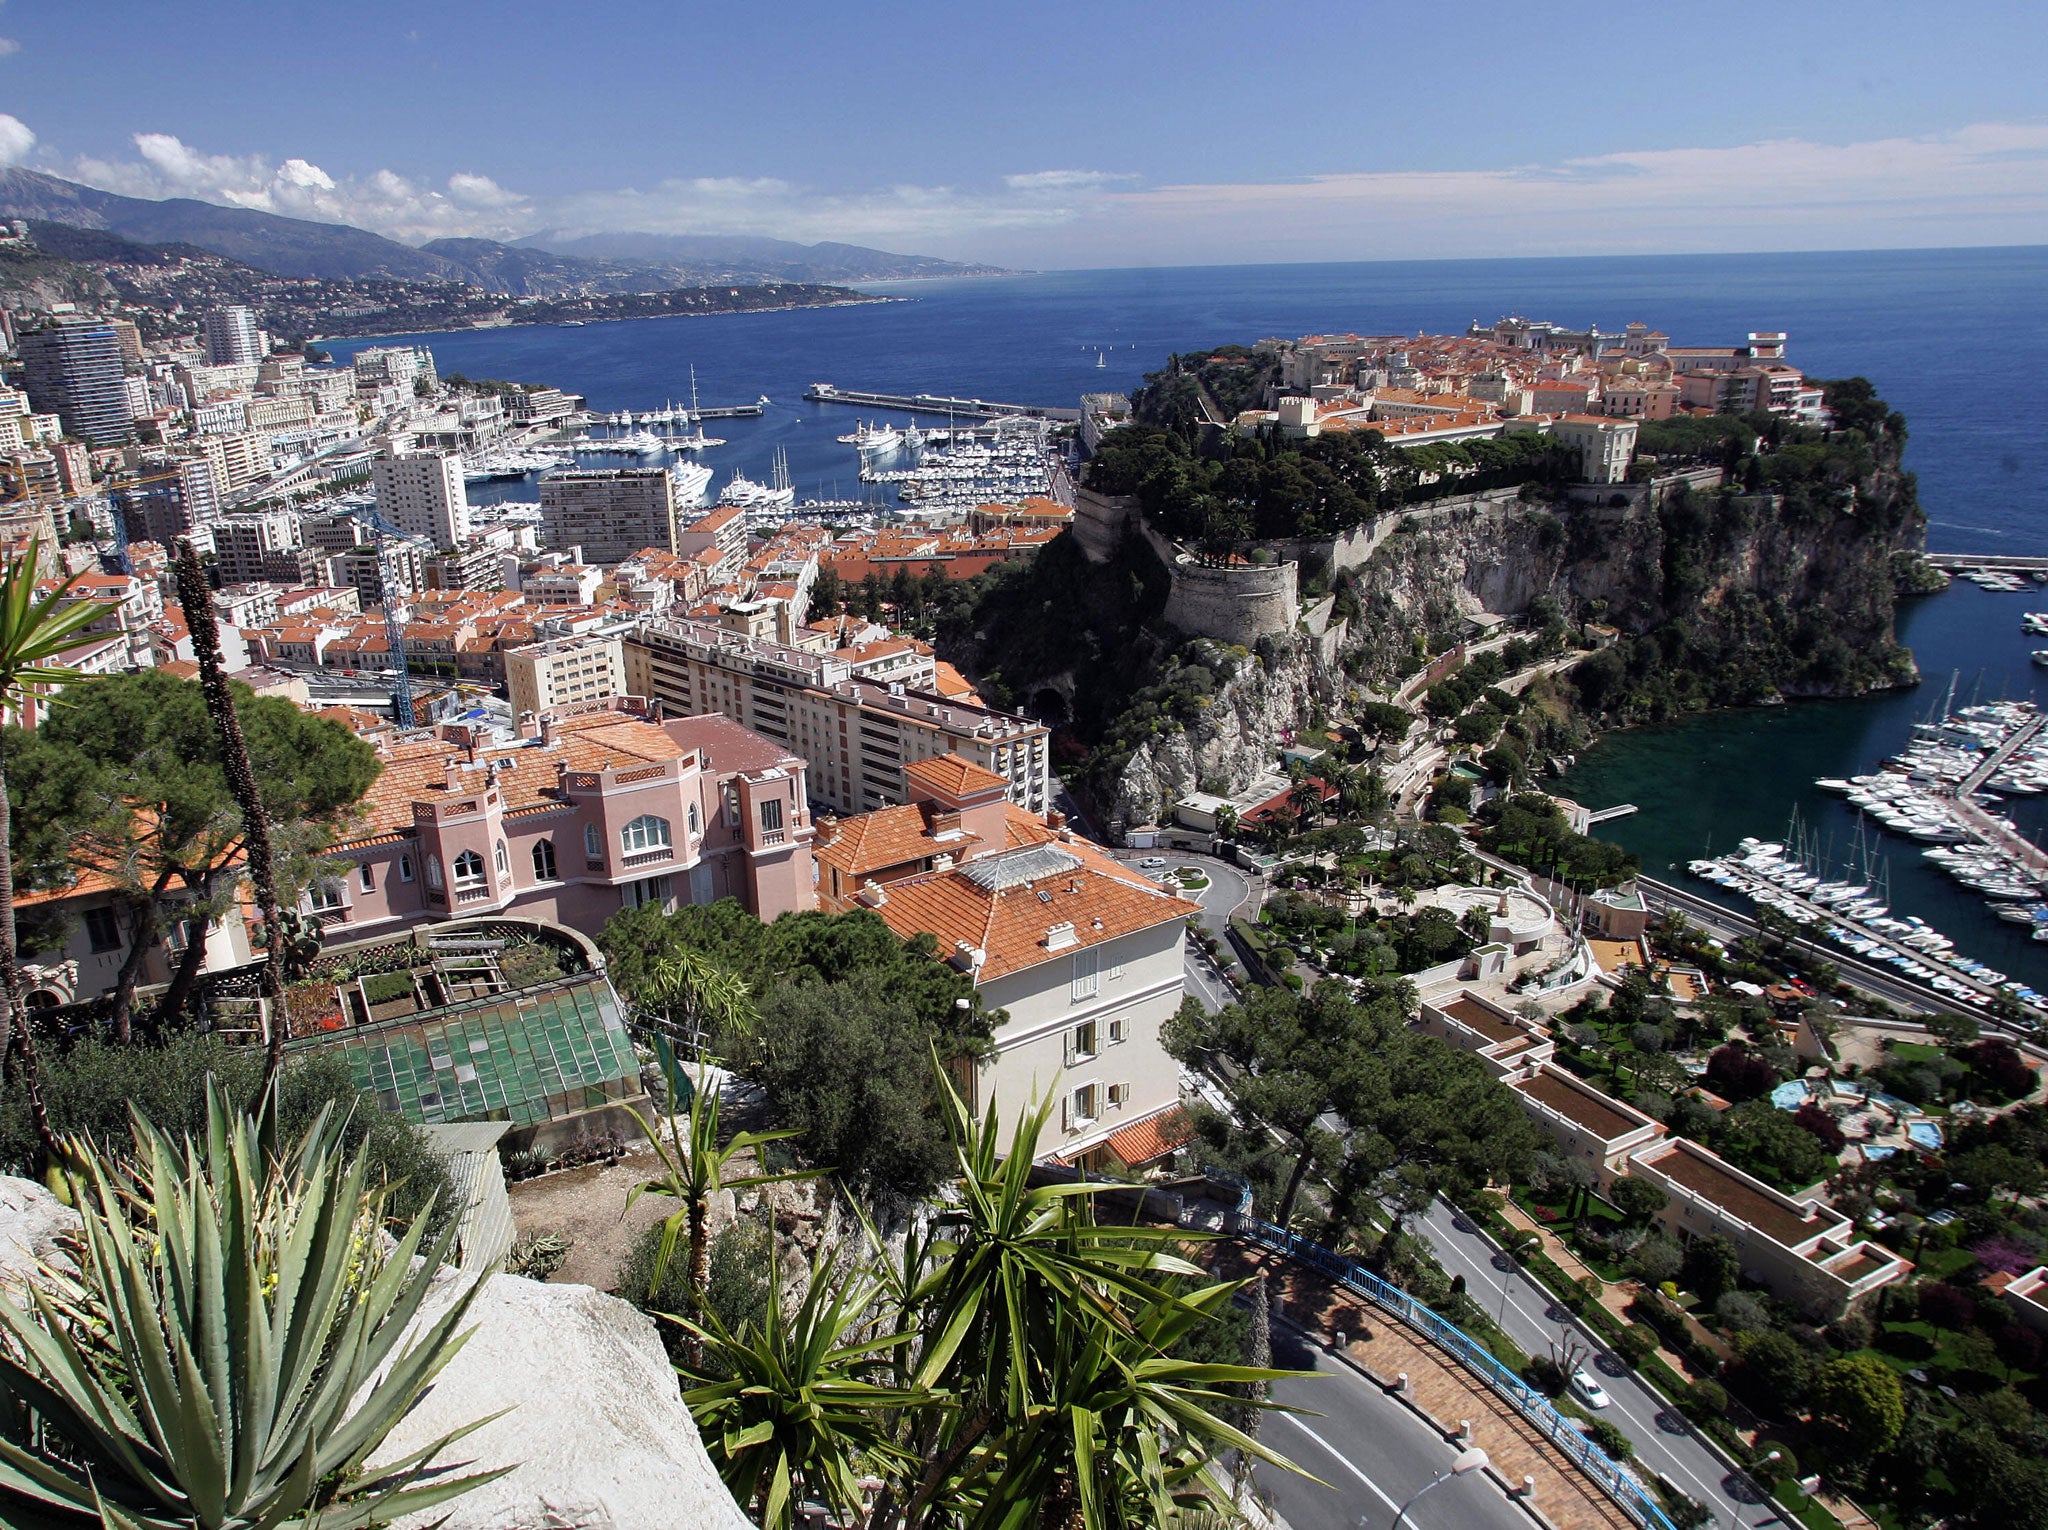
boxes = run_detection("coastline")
[311,293,905,345]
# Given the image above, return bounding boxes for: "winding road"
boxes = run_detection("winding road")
[1413,1199,1784,1530]
[1255,1325,1530,1530]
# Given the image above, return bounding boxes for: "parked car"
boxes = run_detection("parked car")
[1138,856,1167,868]
[1568,1369,1612,1410]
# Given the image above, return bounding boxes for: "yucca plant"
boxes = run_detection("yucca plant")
[0,1086,506,1528]
[676,1245,929,1530]
[625,1063,820,1351]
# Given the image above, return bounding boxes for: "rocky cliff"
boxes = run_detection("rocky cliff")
[1100,464,1919,823]
[1108,636,1329,828]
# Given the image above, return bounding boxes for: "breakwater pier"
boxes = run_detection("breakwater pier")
[806,383,1080,421]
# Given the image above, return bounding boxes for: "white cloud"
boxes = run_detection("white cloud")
[0,112,32,167]
[446,172,525,210]
[1002,169,1136,192]
[45,123,2048,265]
[0,39,21,58]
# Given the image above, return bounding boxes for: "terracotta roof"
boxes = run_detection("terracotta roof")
[1515,1070,1642,1142]
[818,802,985,880]
[659,712,799,776]
[347,707,689,840]
[905,754,1007,801]
[1102,1105,1192,1167]
[869,840,1199,982]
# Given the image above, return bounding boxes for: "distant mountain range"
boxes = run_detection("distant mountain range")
[0,169,1004,294]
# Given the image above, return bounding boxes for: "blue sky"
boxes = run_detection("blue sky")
[3,0,2046,265]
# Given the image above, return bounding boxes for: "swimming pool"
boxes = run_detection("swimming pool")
[1907,1120,1945,1151]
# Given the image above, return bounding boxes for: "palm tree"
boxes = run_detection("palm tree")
[0,542,103,1168]
[641,947,756,1057]
[680,1076,1310,1530]
[171,540,293,1111]
[680,1246,929,1530]
[626,1064,820,1360]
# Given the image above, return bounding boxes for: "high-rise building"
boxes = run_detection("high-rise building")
[202,306,264,367]
[623,615,1052,817]
[18,320,131,447]
[111,457,222,546]
[371,450,471,548]
[538,467,679,564]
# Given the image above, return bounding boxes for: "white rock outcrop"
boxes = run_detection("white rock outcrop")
[0,1177,750,1530]
[0,1174,76,1288]
[372,1271,752,1530]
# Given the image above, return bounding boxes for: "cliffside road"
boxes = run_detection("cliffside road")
[1256,1334,1529,1530]
[1414,1199,1784,1530]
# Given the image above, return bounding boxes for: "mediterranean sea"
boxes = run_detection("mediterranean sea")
[323,246,2048,988]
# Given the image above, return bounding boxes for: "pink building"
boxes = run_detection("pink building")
[305,698,815,941]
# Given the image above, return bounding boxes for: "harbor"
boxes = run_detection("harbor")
[1558,582,2048,1001]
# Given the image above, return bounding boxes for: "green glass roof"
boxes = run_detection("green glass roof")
[300,975,640,1129]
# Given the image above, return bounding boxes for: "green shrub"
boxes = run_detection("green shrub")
[0,1036,451,1235]
[1587,1417,1634,1461]
[1617,1326,1659,1364]
[360,971,417,1006]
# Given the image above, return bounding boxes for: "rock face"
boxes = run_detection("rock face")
[372,1272,752,1530]
[1110,638,1327,829]
[0,1175,76,1288]
[0,1176,749,1530]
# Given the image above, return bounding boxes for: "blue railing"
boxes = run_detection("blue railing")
[1225,1212,1678,1530]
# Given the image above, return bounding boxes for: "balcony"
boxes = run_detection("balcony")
[760,830,786,847]
[621,846,674,870]
[454,884,492,904]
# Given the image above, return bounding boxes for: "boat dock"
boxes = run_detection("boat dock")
[695,401,764,419]
[1956,714,2048,876]
[806,383,1080,422]
[1928,553,2048,574]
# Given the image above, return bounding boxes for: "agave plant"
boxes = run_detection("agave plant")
[0,1086,505,1529]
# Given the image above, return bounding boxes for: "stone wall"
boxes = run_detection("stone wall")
[1158,542,1300,647]
[1071,484,1138,563]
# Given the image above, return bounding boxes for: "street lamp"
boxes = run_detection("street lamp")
[1383,1446,1490,1529]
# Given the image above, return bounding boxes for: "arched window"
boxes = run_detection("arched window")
[621,814,672,853]
[307,879,346,913]
[452,850,485,890]
[533,838,557,880]
[584,823,602,861]
[495,839,510,875]
[686,802,700,837]
[398,853,415,883]
[425,854,443,891]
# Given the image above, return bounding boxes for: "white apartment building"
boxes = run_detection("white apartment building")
[538,468,680,564]
[505,634,626,719]
[372,450,472,549]
[861,826,1197,1167]
[203,306,264,368]
[624,615,1052,817]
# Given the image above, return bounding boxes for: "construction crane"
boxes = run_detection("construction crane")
[350,505,418,728]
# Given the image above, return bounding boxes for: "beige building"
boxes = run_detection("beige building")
[1421,987,1912,1319]
[624,615,1052,816]
[373,450,472,549]
[539,467,680,564]
[1545,414,1638,486]
[506,634,626,719]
